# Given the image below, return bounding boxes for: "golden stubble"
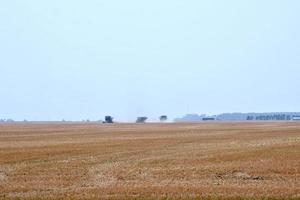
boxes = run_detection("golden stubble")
[0,122,299,199]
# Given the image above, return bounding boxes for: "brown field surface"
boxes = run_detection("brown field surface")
[0,122,299,199]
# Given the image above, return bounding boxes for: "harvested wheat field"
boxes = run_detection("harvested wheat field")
[0,122,299,200]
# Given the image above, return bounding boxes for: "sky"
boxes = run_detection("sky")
[0,0,300,122]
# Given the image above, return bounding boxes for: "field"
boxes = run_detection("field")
[0,122,299,199]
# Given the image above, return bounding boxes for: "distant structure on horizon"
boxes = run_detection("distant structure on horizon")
[175,112,300,122]
[0,119,15,123]
[104,116,114,123]
[245,113,300,121]
[202,117,215,121]
[292,115,300,121]
[136,117,148,123]
[174,114,216,122]
[159,115,168,122]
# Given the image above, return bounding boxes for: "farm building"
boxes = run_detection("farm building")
[292,116,300,121]
[202,117,215,121]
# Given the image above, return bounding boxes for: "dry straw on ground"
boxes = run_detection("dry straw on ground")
[0,122,299,199]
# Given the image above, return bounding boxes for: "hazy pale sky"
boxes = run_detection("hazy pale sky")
[1,0,300,121]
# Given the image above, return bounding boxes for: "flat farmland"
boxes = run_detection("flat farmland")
[0,122,299,199]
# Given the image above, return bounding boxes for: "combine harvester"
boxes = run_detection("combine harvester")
[104,116,114,123]
[136,117,148,123]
